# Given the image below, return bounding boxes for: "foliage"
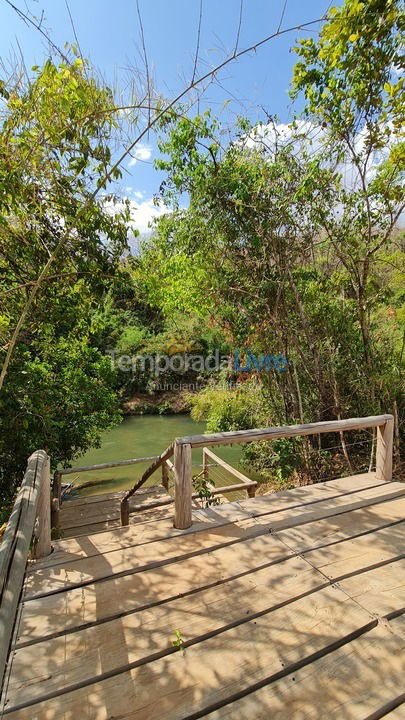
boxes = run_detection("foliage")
[242,438,304,484]
[291,0,404,136]
[172,629,185,651]
[190,380,266,433]
[192,473,220,508]
[143,0,405,478]
[0,56,130,502]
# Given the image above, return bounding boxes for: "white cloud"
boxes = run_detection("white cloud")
[244,119,399,193]
[130,197,168,234]
[127,143,152,167]
[124,187,145,200]
[103,195,170,250]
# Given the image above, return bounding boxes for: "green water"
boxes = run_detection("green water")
[66,414,247,498]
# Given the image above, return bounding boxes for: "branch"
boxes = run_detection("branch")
[192,0,203,84]
[94,16,326,197]
[136,0,151,128]
[0,14,326,392]
[4,0,69,62]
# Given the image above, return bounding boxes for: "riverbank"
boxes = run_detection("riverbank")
[123,389,193,415]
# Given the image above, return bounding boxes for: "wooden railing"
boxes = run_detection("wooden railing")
[202,447,257,498]
[131,414,393,531]
[0,450,51,693]
[52,454,160,529]
[120,443,175,525]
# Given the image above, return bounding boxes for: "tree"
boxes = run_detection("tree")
[139,0,404,470]
[291,0,404,376]
[0,55,130,500]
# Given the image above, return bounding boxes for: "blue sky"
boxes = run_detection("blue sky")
[0,0,334,231]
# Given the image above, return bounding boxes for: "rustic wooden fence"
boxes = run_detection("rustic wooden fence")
[52,454,160,529]
[121,414,394,530]
[0,415,395,692]
[0,449,51,693]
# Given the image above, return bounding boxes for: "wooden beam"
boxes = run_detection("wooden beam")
[0,450,49,694]
[161,461,169,491]
[120,499,129,527]
[376,418,394,482]
[59,455,160,476]
[202,482,257,496]
[174,442,192,529]
[122,443,175,504]
[33,454,52,559]
[202,448,209,480]
[203,447,256,487]
[177,415,394,449]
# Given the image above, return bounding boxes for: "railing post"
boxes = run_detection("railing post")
[121,498,130,526]
[52,470,62,504]
[376,417,394,482]
[33,453,52,558]
[51,470,61,535]
[202,448,208,480]
[162,461,169,491]
[174,442,192,529]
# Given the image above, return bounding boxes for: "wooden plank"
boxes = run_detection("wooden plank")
[178,415,393,448]
[60,487,173,527]
[9,542,405,708]
[31,505,254,571]
[24,512,264,599]
[203,448,256,486]
[16,524,285,644]
[59,455,160,476]
[240,479,404,522]
[60,504,175,538]
[202,616,405,720]
[33,473,382,569]
[338,558,405,617]
[6,555,321,707]
[301,524,405,581]
[62,490,126,507]
[174,442,192,529]
[319,472,382,492]
[2,586,374,719]
[234,473,381,517]
[276,496,405,552]
[28,483,404,598]
[60,500,121,527]
[251,484,405,536]
[0,450,48,693]
[17,505,405,646]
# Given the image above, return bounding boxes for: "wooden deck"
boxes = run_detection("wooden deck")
[58,485,175,537]
[2,471,405,719]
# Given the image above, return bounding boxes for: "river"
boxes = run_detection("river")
[67,414,249,497]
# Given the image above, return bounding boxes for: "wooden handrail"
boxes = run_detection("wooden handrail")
[120,443,175,525]
[52,454,161,530]
[57,455,160,476]
[0,450,51,694]
[118,415,394,530]
[203,447,255,482]
[173,415,394,530]
[177,415,394,448]
[199,482,257,497]
[203,447,257,499]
